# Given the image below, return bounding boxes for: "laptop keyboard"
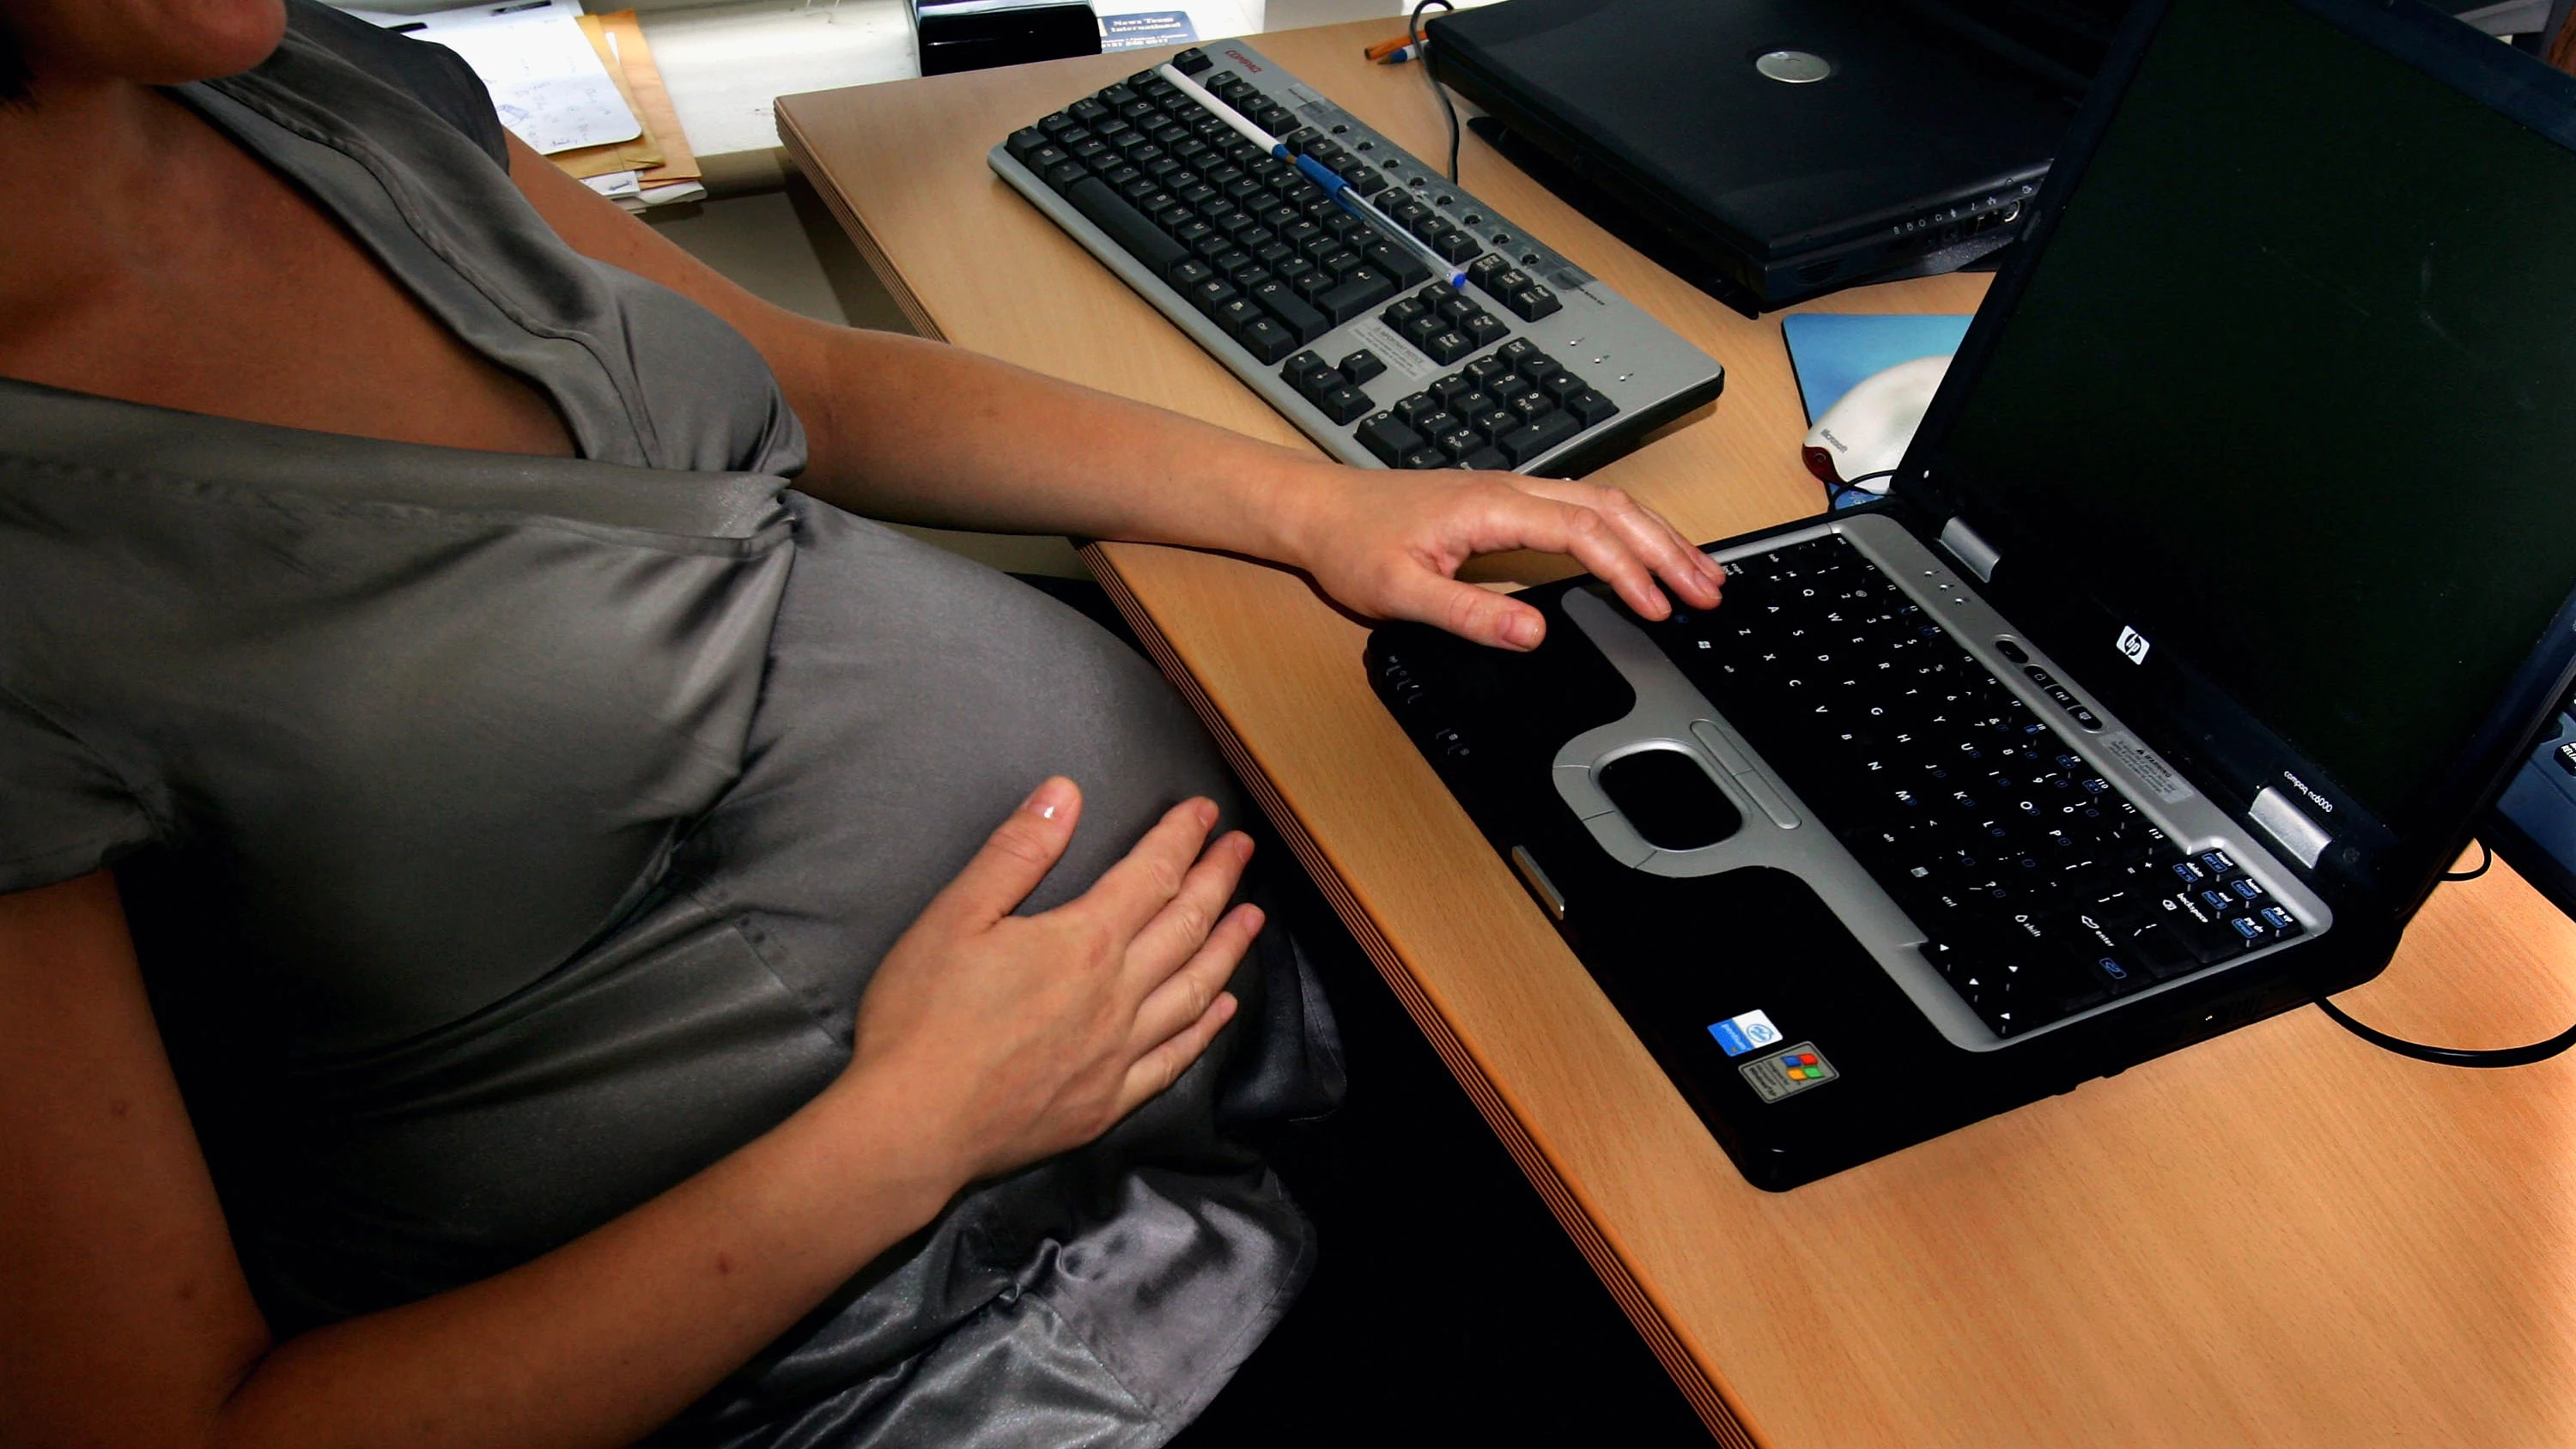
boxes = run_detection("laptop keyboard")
[1644,533,2304,1038]
[986,45,1724,475]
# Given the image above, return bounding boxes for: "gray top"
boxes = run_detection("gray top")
[0,7,1335,1446]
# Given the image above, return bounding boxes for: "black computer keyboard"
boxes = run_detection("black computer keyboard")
[1641,533,2304,1038]
[987,44,1725,476]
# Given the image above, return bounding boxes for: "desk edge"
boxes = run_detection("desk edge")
[776,109,948,342]
[1086,544,1769,1449]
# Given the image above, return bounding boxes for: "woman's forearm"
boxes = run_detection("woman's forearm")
[211,1069,961,1449]
[774,322,1346,563]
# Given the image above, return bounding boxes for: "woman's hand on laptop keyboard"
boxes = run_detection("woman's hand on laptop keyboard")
[1285,470,1726,651]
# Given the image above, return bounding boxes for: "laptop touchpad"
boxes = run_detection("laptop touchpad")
[1596,748,1744,851]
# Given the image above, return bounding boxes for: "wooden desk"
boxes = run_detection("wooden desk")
[777,26,2576,1446]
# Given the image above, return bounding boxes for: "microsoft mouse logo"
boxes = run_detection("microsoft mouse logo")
[2115,625,2152,665]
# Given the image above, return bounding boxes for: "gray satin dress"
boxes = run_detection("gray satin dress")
[0,6,1339,1445]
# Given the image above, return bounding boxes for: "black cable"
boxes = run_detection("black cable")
[1409,0,1460,183]
[2316,839,2575,1067]
[2317,996,2576,1068]
[2440,838,2493,882]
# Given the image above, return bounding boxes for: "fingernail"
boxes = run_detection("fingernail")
[1024,778,1070,821]
[1504,610,1543,648]
[1197,798,1220,828]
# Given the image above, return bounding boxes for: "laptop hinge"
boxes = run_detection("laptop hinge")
[1937,517,2002,581]
[2249,786,2332,869]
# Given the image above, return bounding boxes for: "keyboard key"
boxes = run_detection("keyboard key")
[1364,241,1432,288]
[1007,127,1050,161]
[1498,409,1582,464]
[1184,276,1240,316]
[1563,389,1620,427]
[1430,228,1481,263]
[1248,280,1328,343]
[1315,265,1399,323]
[1354,413,1425,465]
[1315,385,1373,425]
[1291,269,1340,305]
[1343,165,1388,196]
[1421,329,1474,364]
[1285,359,1342,403]
[1393,392,1446,429]
[1435,427,1481,460]
[1212,296,1265,338]
[1400,447,1449,470]
[1238,317,1297,362]
[1536,369,1586,401]
[1340,349,1386,385]
[1461,446,1508,470]
[1063,176,1189,276]
[1511,282,1563,321]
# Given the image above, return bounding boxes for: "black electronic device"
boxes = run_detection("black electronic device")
[2485,688,2576,919]
[1374,0,2576,1188]
[1426,0,2083,311]
[912,0,1100,76]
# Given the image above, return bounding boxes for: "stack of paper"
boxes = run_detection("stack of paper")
[352,2,704,209]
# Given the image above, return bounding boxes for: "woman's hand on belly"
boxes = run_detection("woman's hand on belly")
[832,776,1260,1188]
[0,785,1253,1449]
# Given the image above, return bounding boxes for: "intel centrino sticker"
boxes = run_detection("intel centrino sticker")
[1707,1009,1783,1057]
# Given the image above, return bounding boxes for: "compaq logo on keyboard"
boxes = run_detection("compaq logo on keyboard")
[1224,49,1264,72]
[2115,625,2152,665]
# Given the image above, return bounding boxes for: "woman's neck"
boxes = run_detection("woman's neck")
[0,78,232,348]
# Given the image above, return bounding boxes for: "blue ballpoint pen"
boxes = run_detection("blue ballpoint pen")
[1155,63,1467,289]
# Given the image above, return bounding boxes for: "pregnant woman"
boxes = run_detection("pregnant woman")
[0,3,1722,1446]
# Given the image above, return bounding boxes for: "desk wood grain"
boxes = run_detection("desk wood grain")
[778,27,2576,1446]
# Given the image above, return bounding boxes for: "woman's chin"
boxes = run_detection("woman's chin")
[16,0,289,88]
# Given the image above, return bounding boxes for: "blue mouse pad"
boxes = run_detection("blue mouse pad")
[1781,313,1974,425]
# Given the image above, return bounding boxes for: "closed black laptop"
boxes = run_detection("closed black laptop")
[1427,0,2079,308]
[1375,0,2576,1188]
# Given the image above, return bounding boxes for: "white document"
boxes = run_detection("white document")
[349,1,641,155]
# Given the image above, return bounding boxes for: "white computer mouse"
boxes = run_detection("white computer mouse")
[1801,354,1952,494]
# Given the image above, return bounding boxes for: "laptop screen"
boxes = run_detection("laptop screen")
[1929,0,2576,834]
